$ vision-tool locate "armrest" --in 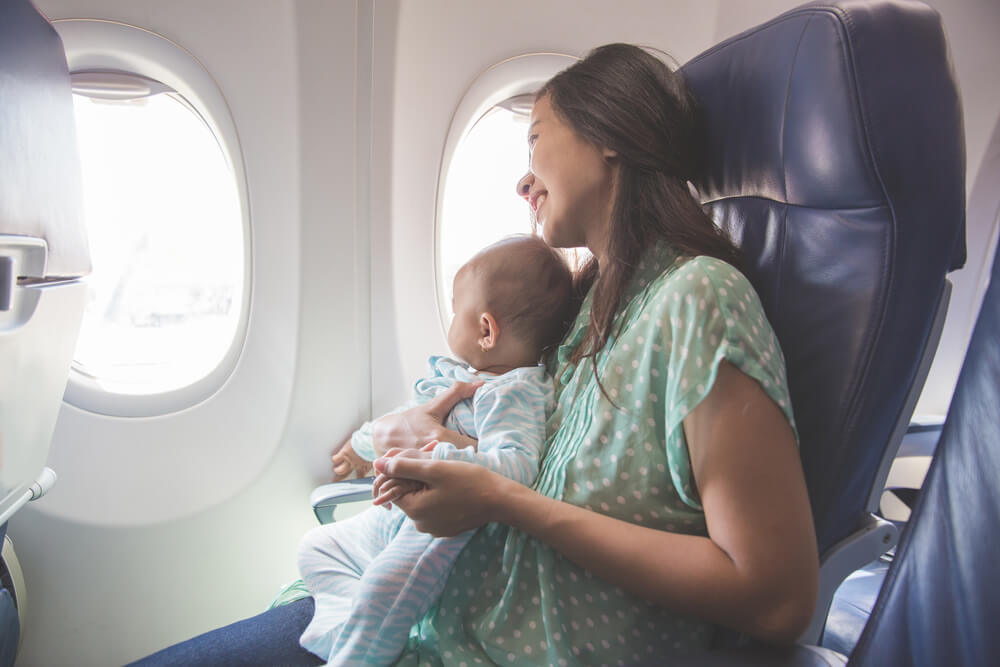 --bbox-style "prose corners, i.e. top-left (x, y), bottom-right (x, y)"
top-left (310, 478), bottom-right (375, 524)
top-left (802, 514), bottom-right (897, 644)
